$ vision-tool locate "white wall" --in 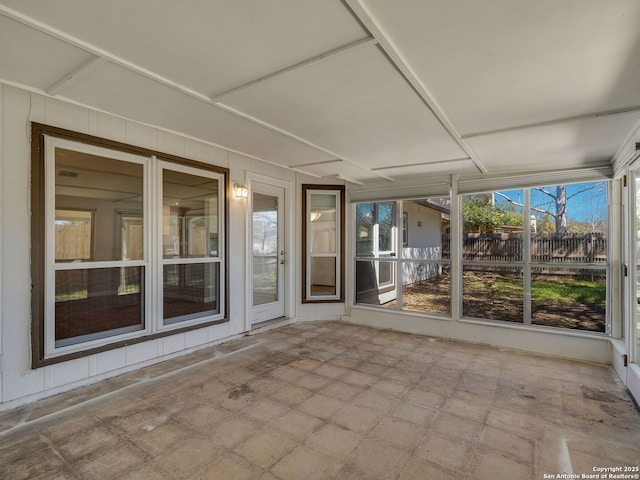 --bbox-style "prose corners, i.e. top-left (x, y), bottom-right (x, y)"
top-left (0, 84), bottom-right (331, 409)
